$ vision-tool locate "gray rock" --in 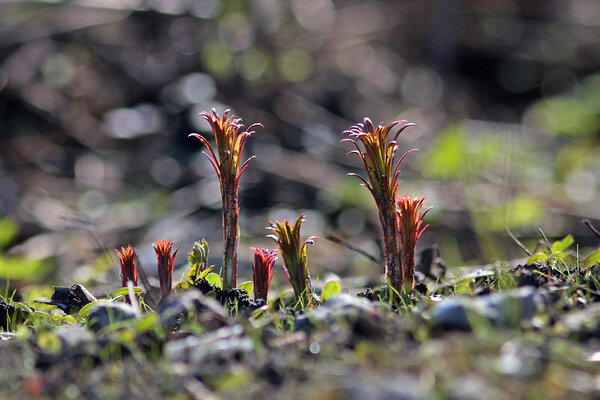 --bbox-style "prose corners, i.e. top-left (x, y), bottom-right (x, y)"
top-left (165, 324), bottom-right (253, 371)
top-left (558, 303), bottom-right (600, 339)
top-left (86, 302), bottom-right (137, 332)
top-left (430, 286), bottom-right (542, 331)
top-left (54, 325), bottom-right (95, 348)
top-left (158, 289), bottom-right (231, 331)
top-left (294, 294), bottom-right (387, 334)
